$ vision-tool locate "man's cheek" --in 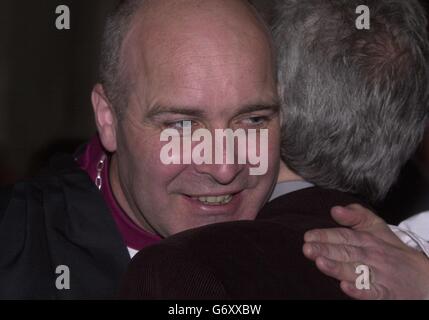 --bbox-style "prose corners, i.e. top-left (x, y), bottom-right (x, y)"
top-left (144, 150), bottom-right (187, 190)
top-left (268, 127), bottom-right (281, 161)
